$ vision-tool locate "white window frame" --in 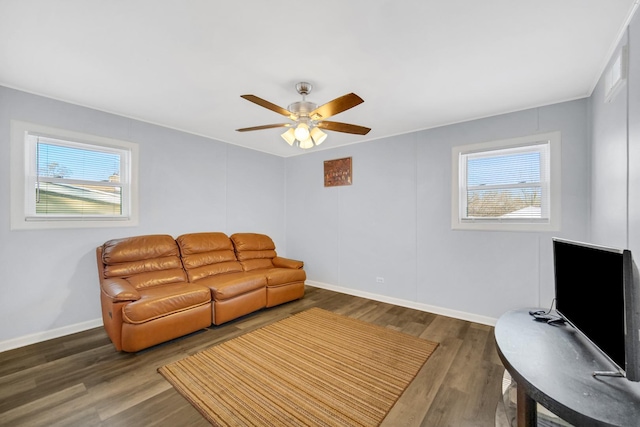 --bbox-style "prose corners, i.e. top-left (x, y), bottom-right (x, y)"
top-left (451, 131), bottom-right (561, 232)
top-left (10, 120), bottom-right (139, 230)
top-left (605, 45), bottom-right (628, 103)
